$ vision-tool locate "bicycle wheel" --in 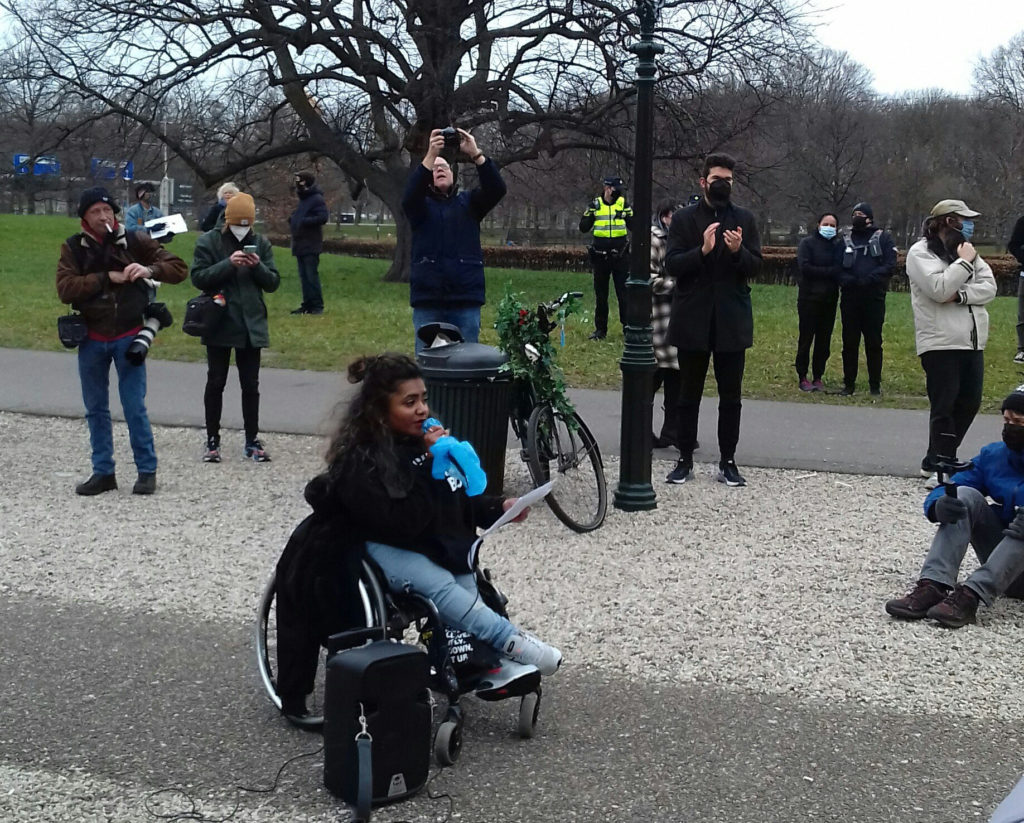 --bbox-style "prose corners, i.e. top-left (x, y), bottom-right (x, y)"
top-left (255, 560), bottom-right (387, 729)
top-left (525, 405), bottom-right (607, 532)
